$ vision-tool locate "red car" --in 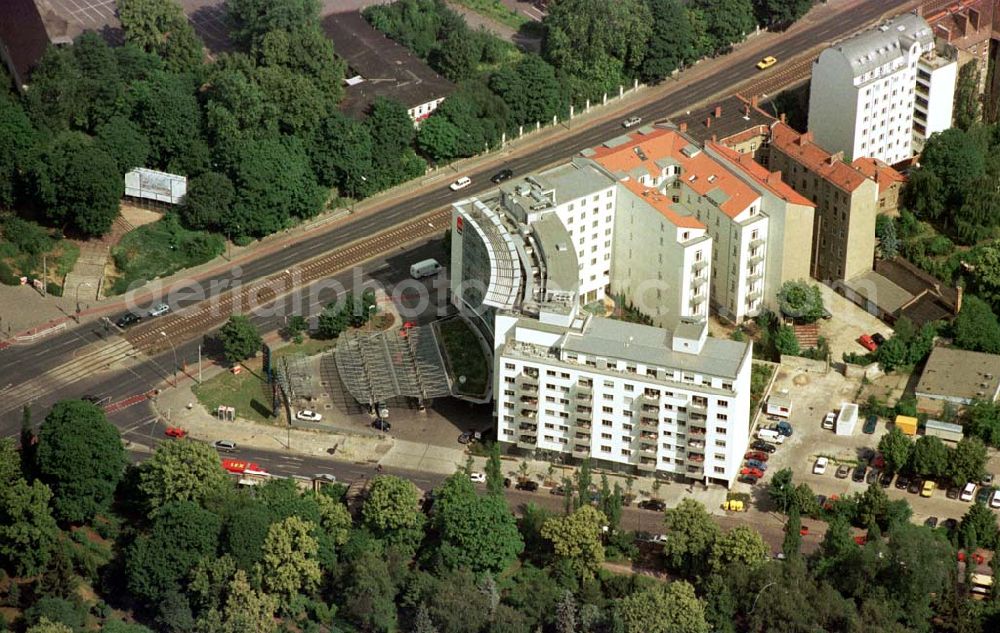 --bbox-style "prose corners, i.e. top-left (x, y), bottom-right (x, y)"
top-left (164, 426), bottom-right (188, 438)
top-left (858, 334), bottom-right (878, 352)
top-left (744, 451), bottom-right (769, 462)
top-left (799, 525), bottom-right (810, 536)
top-left (740, 467), bottom-right (764, 479)
top-left (854, 535), bottom-right (867, 546)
